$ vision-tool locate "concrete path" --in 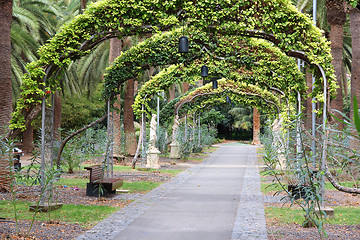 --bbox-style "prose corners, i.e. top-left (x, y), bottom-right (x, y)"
top-left (76, 144), bottom-right (267, 240)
